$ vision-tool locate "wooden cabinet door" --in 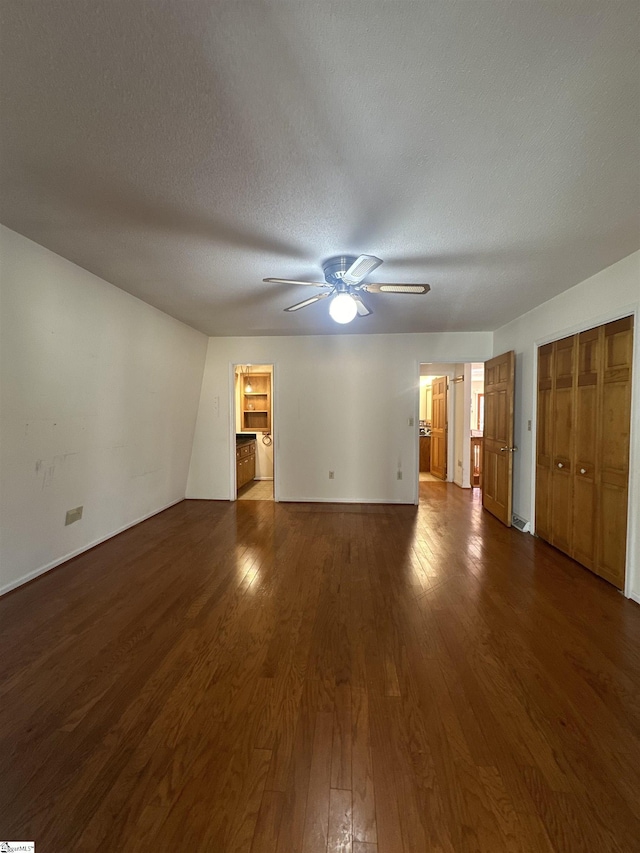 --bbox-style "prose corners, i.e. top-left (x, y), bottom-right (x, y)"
top-left (430, 377), bottom-right (447, 480)
top-left (572, 328), bottom-right (599, 569)
top-left (419, 436), bottom-right (431, 472)
top-left (550, 335), bottom-right (575, 556)
top-left (536, 343), bottom-right (553, 541)
top-left (482, 350), bottom-right (515, 526)
top-left (595, 317), bottom-right (633, 588)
